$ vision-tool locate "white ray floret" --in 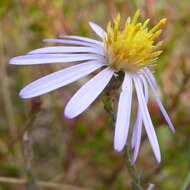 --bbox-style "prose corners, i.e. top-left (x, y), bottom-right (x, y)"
top-left (134, 77), bottom-right (161, 163)
top-left (144, 72), bottom-right (175, 133)
top-left (43, 39), bottom-right (102, 48)
top-left (20, 61), bottom-right (104, 99)
top-left (114, 73), bottom-right (132, 151)
top-left (28, 46), bottom-right (104, 56)
top-left (65, 68), bottom-right (114, 119)
top-left (59, 35), bottom-right (103, 46)
top-left (132, 75), bottom-right (149, 164)
top-left (144, 68), bottom-right (157, 89)
top-left (131, 75), bottom-right (148, 149)
top-left (89, 21), bottom-right (107, 39)
top-left (10, 53), bottom-right (102, 65)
